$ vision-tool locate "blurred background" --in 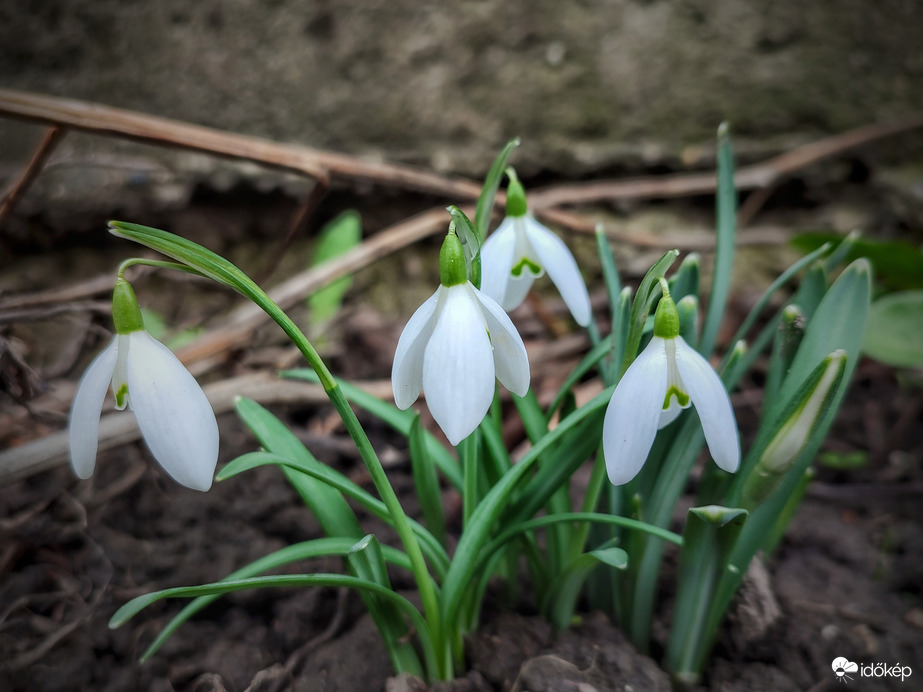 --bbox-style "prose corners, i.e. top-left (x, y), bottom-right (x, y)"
top-left (2, 0), bottom-right (922, 203)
